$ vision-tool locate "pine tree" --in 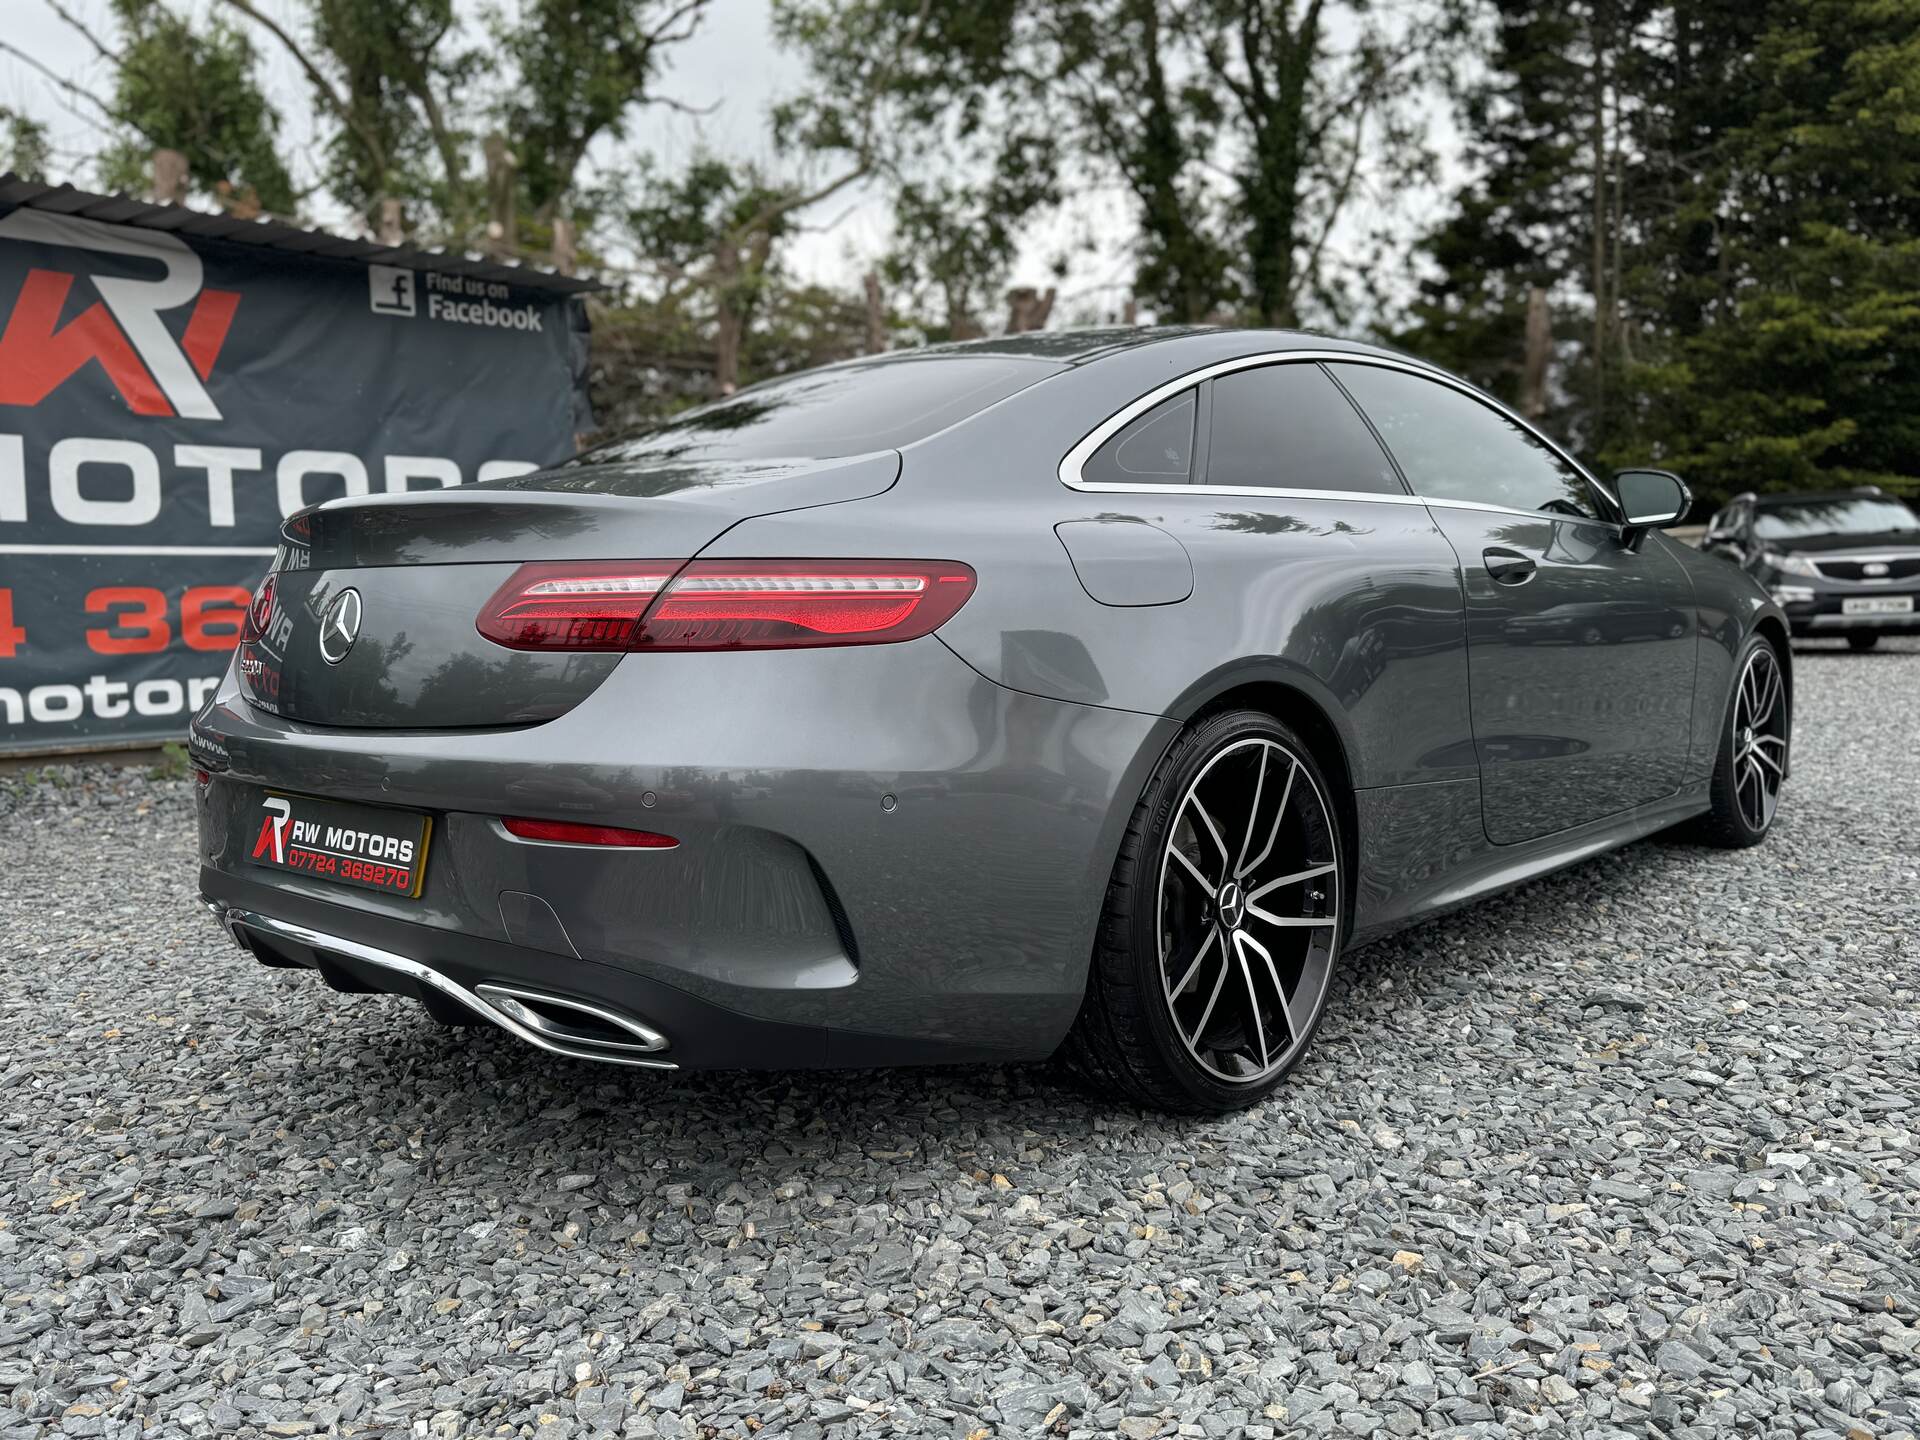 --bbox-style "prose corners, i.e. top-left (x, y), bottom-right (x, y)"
top-left (1629, 0), bottom-right (1920, 496)
top-left (1405, 0), bottom-right (1920, 502)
